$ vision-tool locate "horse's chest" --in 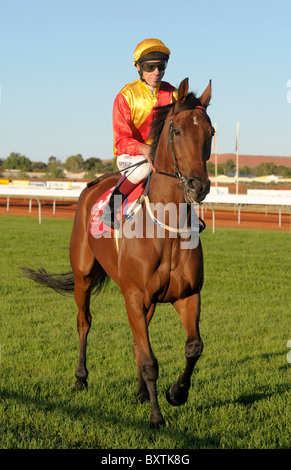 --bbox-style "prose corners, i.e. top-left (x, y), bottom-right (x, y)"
top-left (149, 254), bottom-right (200, 303)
